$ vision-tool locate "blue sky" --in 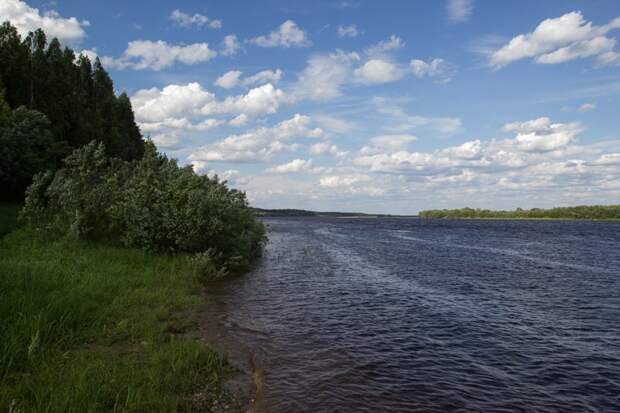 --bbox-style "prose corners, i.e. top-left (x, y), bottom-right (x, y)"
top-left (3, 0), bottom-right (620, 213)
